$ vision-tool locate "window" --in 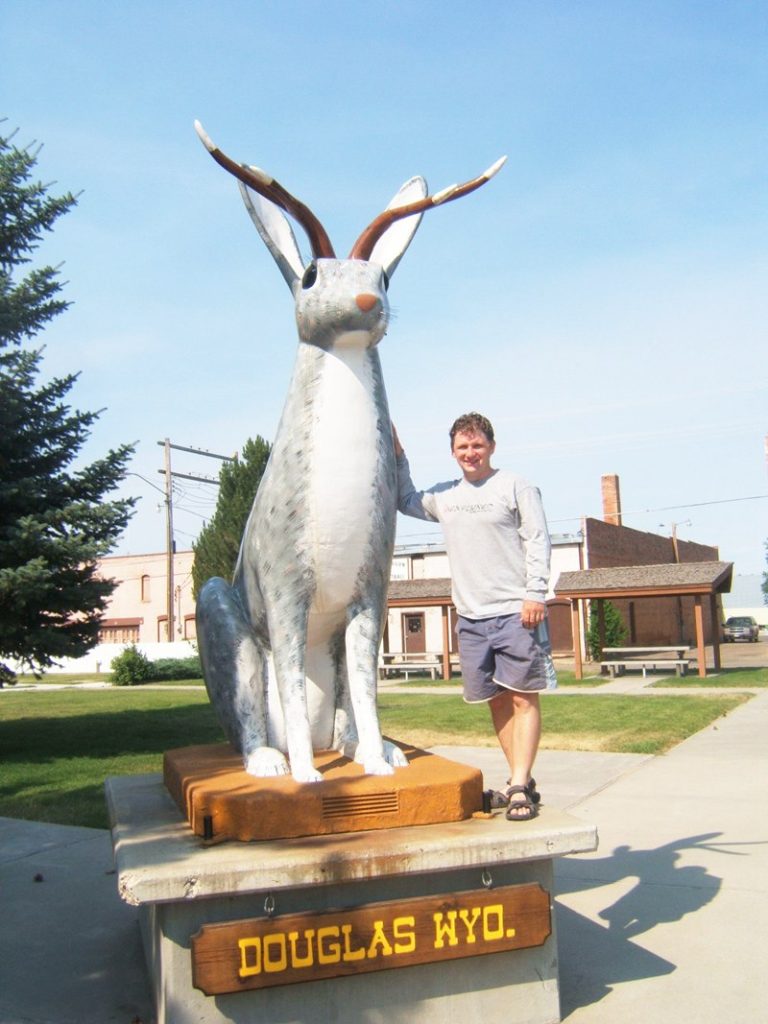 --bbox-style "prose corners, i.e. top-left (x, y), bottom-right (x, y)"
top-left (141, 574), bottom-right (151, 602)
top-left (99, 619), bottom-right (141, 644)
